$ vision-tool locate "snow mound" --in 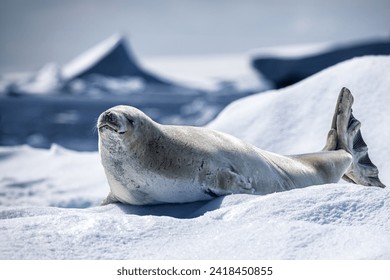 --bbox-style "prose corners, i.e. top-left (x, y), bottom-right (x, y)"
top-left (1, 185), bottom-right (389, 259)
top-left (209, 55), bottom-right (390, 185)
top-left (0, 145), bottom-right (106, 208)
